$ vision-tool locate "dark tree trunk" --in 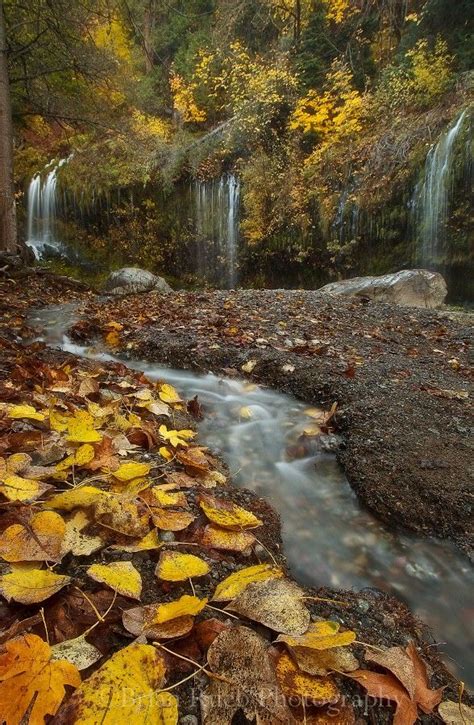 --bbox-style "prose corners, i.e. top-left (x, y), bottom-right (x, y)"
top-left (0, 1), bottom-right (17, 253)
top-left (143, 1), bottom-right (156, 73)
